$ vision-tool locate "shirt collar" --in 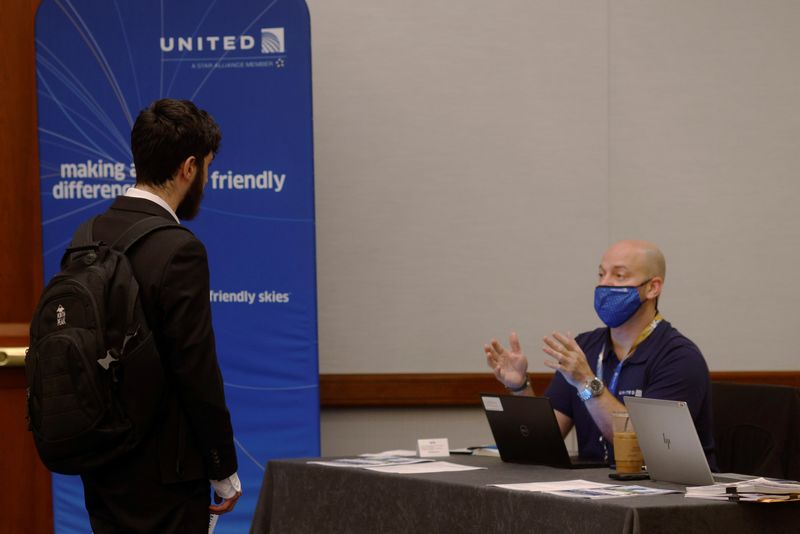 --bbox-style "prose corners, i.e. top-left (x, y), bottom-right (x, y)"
top-left (124, 187), bottom-right (180, 223)
top-left (604, 316), bottom-right (666, 365)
